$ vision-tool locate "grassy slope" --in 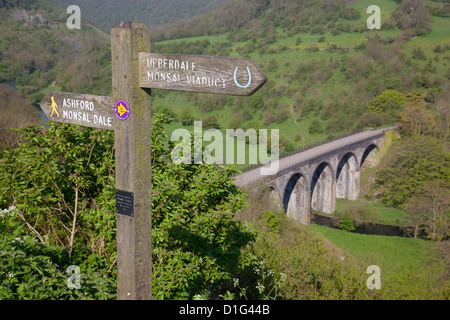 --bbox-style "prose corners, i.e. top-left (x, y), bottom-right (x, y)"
top-left (151, 0), bottom-right (449, 167)
top-left (0, 0), bottom-right (111, 100)
top-left (335, 198), bottom-right (406, 225)
top-left (309, 224), bottom-right (443, 275)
